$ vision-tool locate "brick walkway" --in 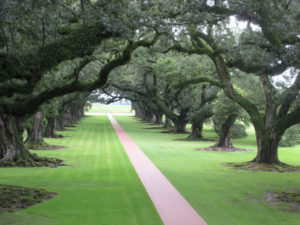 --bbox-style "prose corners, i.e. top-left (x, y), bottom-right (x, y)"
top-left (108, 115), bottom-right (208, 225)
